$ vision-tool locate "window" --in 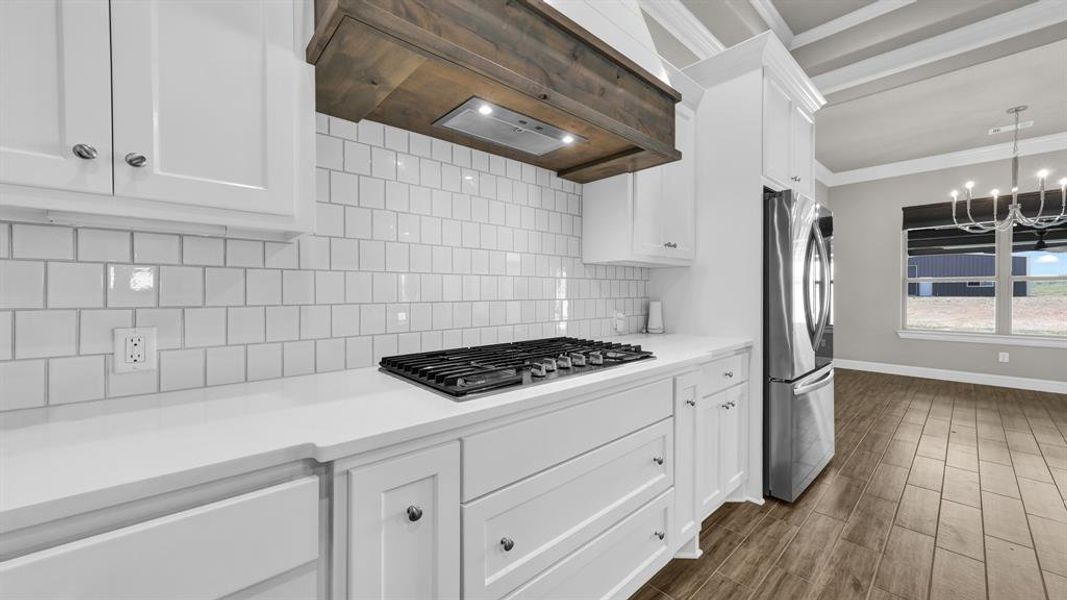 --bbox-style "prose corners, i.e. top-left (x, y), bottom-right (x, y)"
top-left (903, 223), bottom-right (1067, 338)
